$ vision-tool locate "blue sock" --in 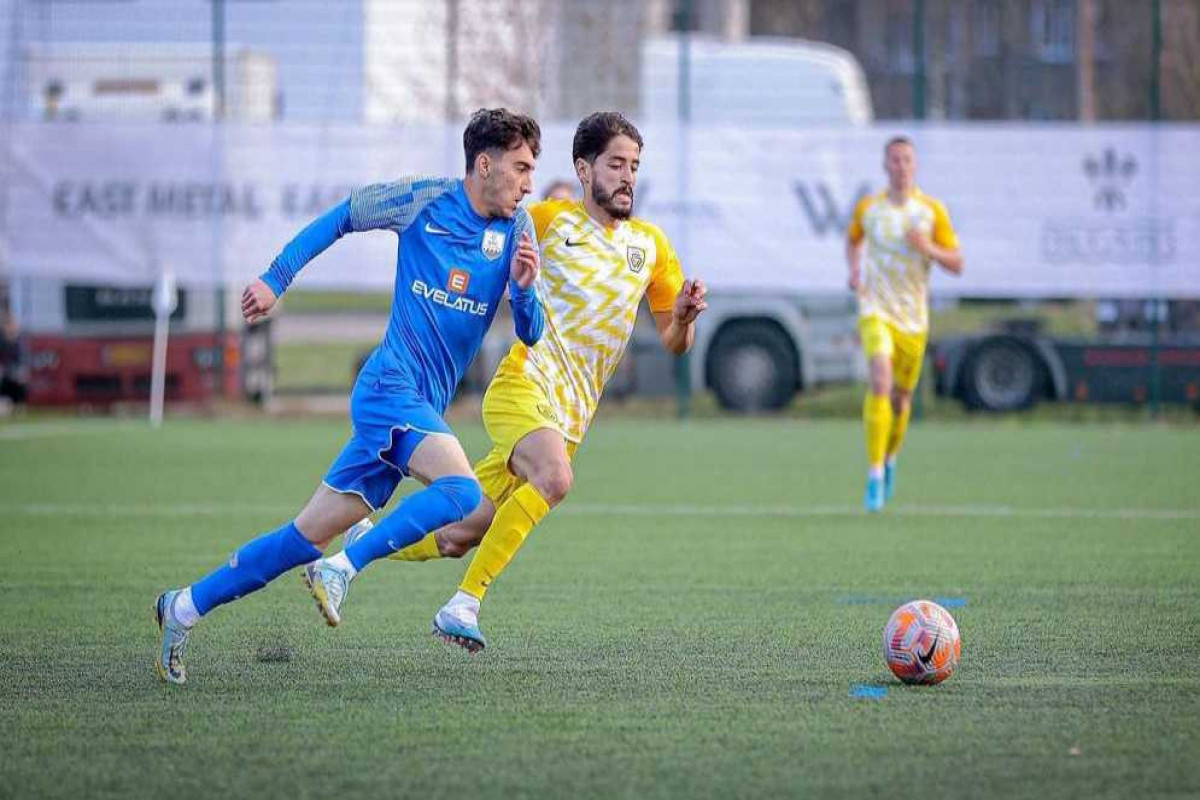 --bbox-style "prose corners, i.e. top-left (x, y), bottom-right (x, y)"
top-left (344, 476), bottom-right (481, 571)
top-left (190, 521), bottom-right (321, 616)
